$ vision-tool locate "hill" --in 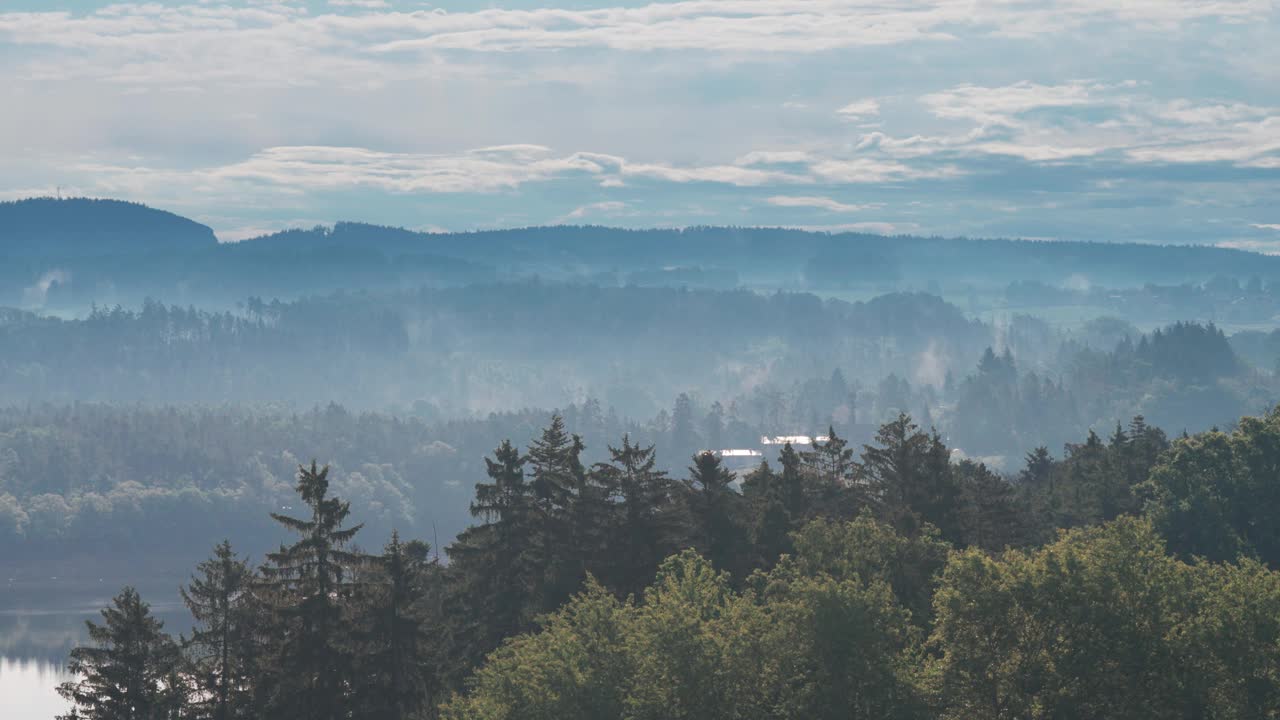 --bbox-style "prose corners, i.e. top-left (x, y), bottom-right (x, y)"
top-left (0, 197), bottom-right (217, 257)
